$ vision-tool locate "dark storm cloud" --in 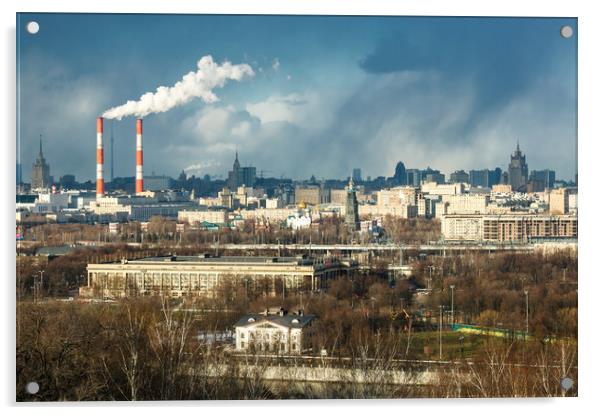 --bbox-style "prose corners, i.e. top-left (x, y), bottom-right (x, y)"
top-left (359, 18), bottom-right (575, 118)
top-left (17, 14), bottom-right (576, 183)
